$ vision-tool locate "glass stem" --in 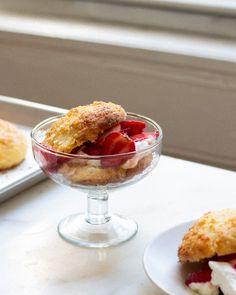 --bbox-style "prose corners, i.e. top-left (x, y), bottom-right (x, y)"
top-left (86, 188), bottom-right (111, 225)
